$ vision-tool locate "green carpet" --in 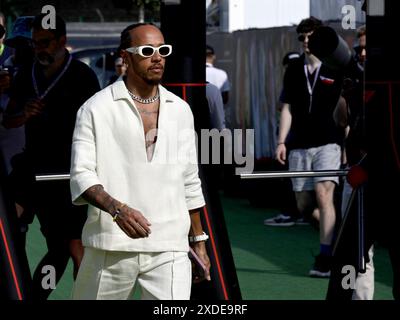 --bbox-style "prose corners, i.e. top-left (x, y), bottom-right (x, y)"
top-left (221, 195), bottom-right (394, 300)
top-left (25, 194), bottom-right (394, 300)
